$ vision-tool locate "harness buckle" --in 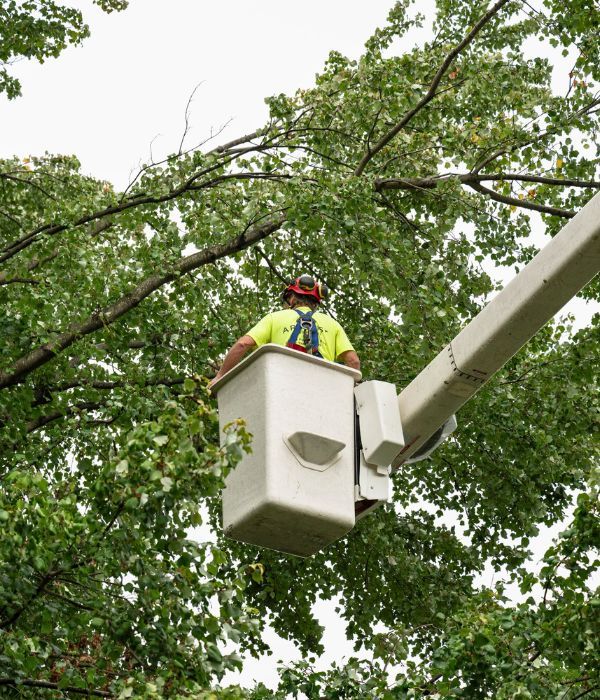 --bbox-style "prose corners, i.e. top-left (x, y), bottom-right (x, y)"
top-left (287, 309), bottom-right (323, 359)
